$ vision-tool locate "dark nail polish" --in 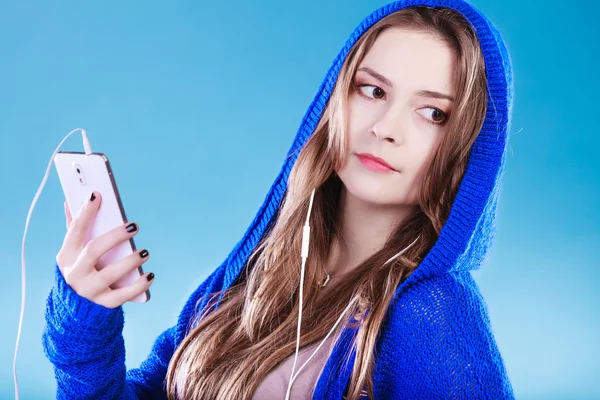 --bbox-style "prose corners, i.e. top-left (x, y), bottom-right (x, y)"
top-left (139, 249), bottom-right (149, 258)
top-left (146, 272), bottom-right (155, 282)
top-left (126, 223), bottom-right (137, 233)
top-left (90, 192), bottom-right (96, 201)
